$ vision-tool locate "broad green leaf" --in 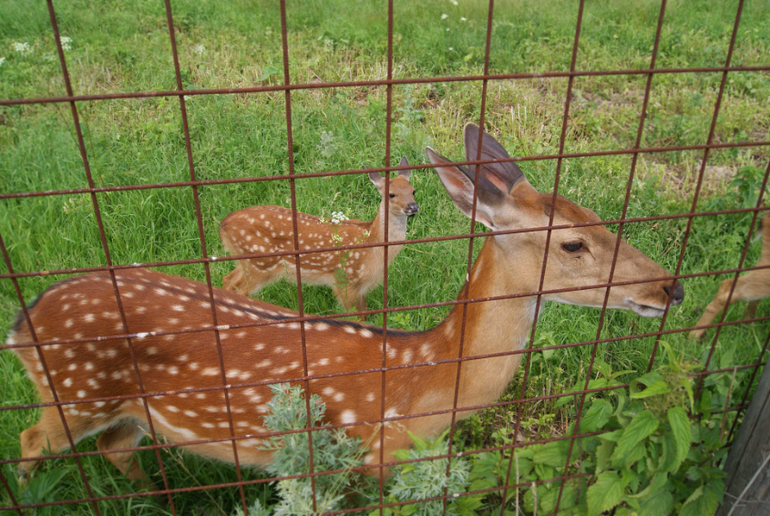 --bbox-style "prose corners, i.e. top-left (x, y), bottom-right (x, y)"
top-left (611, 410), bottom-right (659, 468)
top-left (595, 440), bottom-right (615, 474)
top-left (587, 472), bottom-right (623, 516)
top-left (680, 484), bottom-right (720, 516)
top-left (680, 378), bottom-right (695, 412)
top-left (598, 429), bottom-right (624, 442)
top-left (534, 440), bottom-right (570, 468)
top-left (629, 372), bottom-right (662, 397)
top-left (630, 380), bottom-right (670, 399)
top-left (629, 472), bottom-right (667, 499)
top-left (581, 399), bottom-right (614, 432)
top-left (639, 488), bottom-right (674, 516)
top-left (668, 406), bottom-right (691, 473)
